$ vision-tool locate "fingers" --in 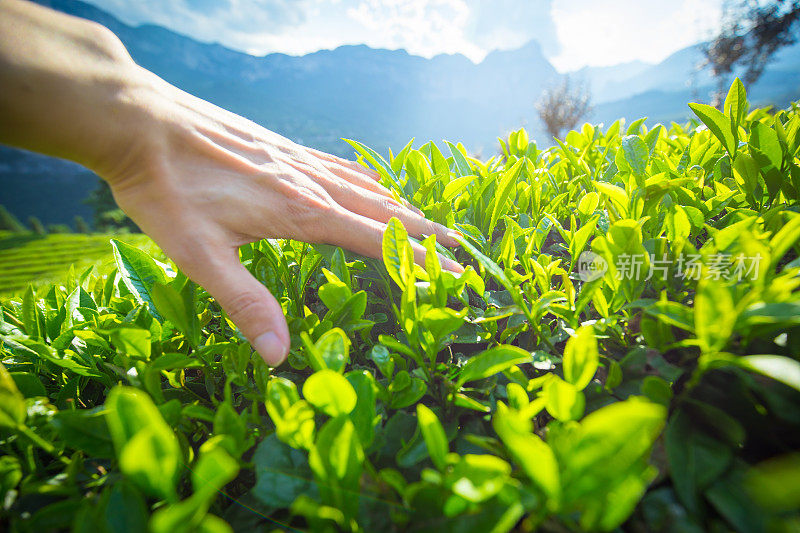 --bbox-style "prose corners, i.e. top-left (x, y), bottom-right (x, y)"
top-left (320, 180), bottom-right (460, 248)
top-left (316, 160), bottom-right (425, 216)
top-left (192, 253), bottom-right (290, 366)
top-left (326, 211), bottom-right (464, 274)
top-left (307, 146), bottom-right (381, 182)
top-left (321, 159), bottom-right (395, 198)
